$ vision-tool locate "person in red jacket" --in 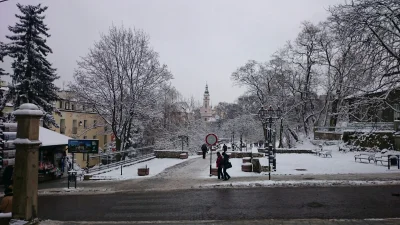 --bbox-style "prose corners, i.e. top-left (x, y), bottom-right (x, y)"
top-left (216, 152), bottom-right (224, 180)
